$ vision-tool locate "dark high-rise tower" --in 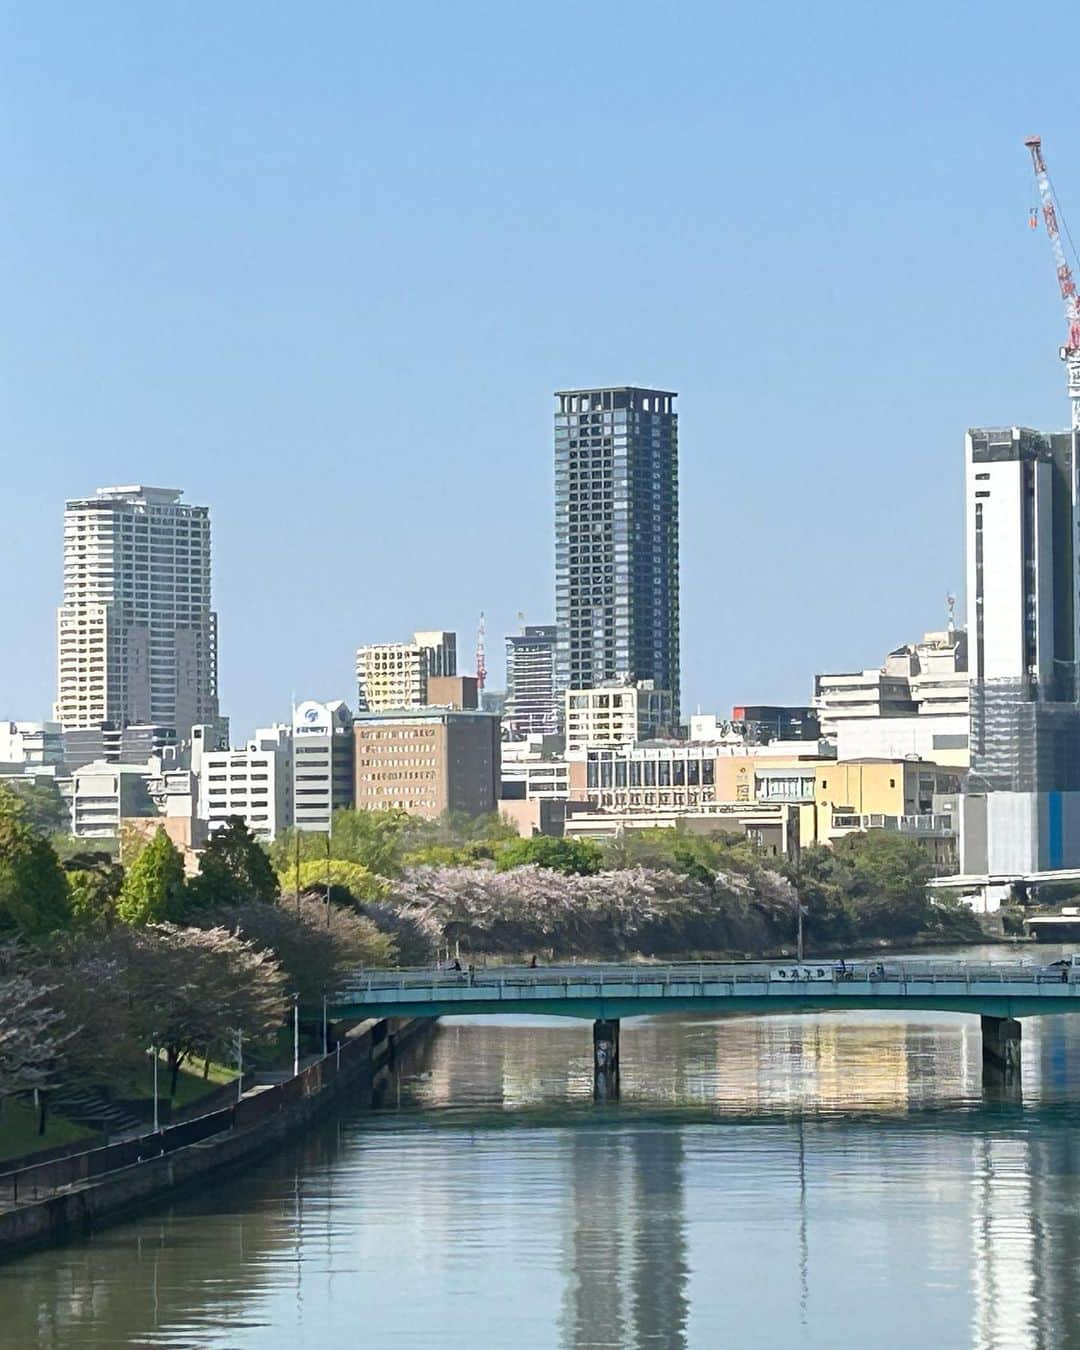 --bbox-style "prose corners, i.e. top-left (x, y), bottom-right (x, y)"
top-left (554, 387), bottom-right (680, 716)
